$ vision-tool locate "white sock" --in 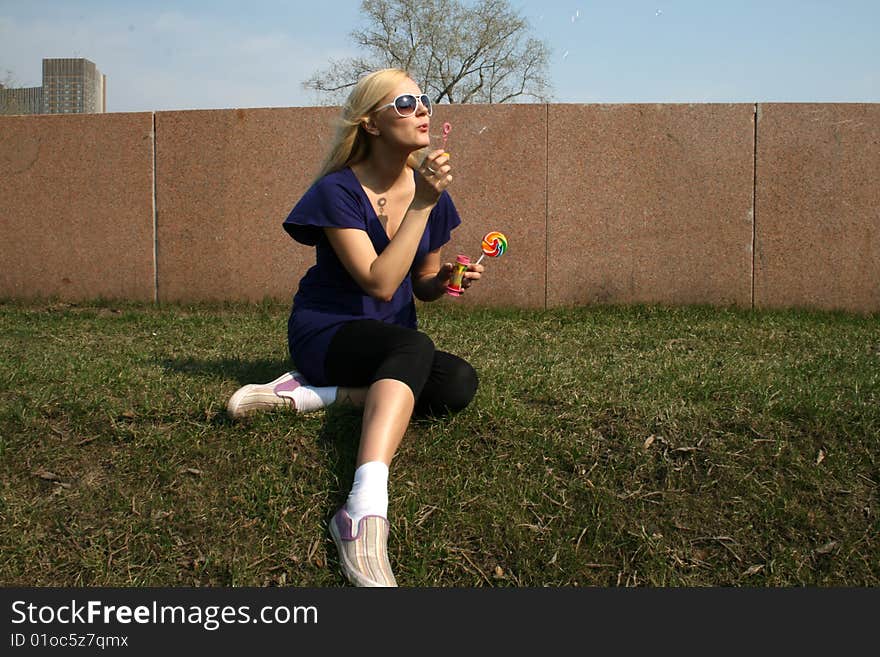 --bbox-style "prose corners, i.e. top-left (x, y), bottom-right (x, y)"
top-left (345, 461), bottom-right (389, 526)
top-left (288, 385), bottom-right (337, 412)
